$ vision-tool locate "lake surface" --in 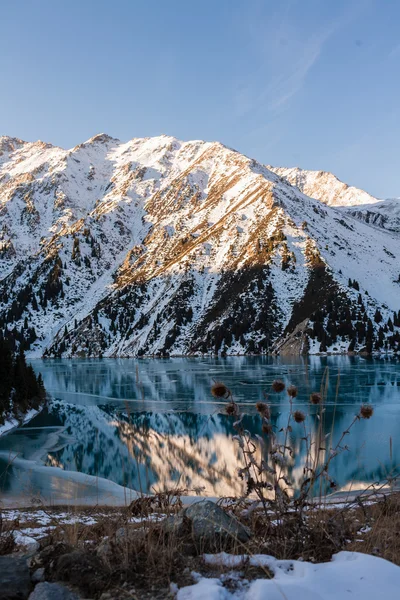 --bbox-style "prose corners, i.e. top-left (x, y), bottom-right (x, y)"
top-left (0, 356), bottom-right (399, 506)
